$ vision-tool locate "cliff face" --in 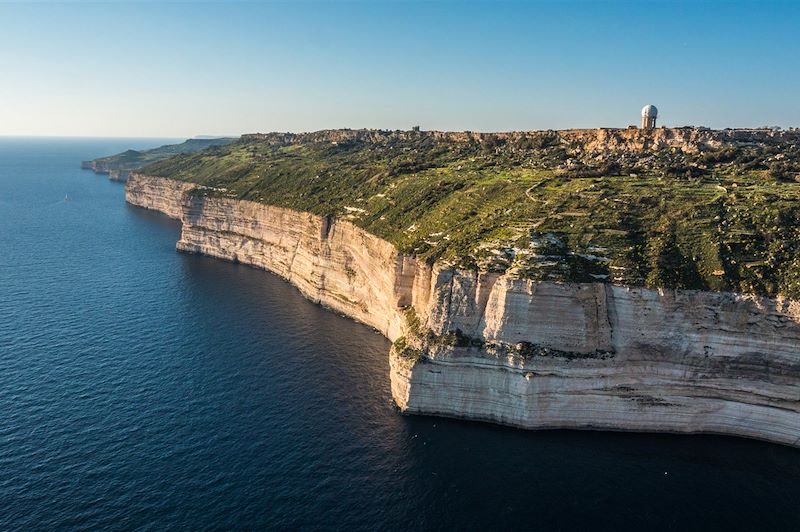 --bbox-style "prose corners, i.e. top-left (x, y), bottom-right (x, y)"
top-left (126, 174), bottom-right (800, 448)
top-left (175, 192), bottom-right (415, 340)
top-left (126, 174), bottom-right (197, 219)
top-left (82, 159), bottom-right (133, 182)
top-left (394, 278), bottom-right (800, 446)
